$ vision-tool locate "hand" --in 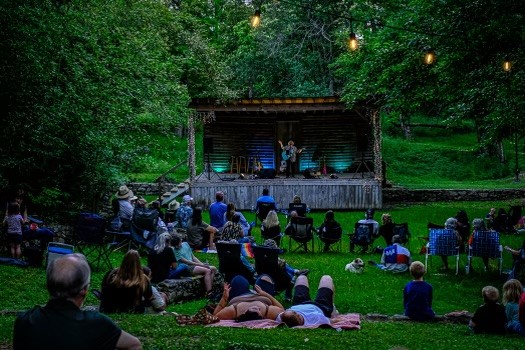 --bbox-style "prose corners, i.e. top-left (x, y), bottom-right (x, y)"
top-left (222, 283), bottom-right (231, 301)
top-left (254, 284), bottom-right (268, 296)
